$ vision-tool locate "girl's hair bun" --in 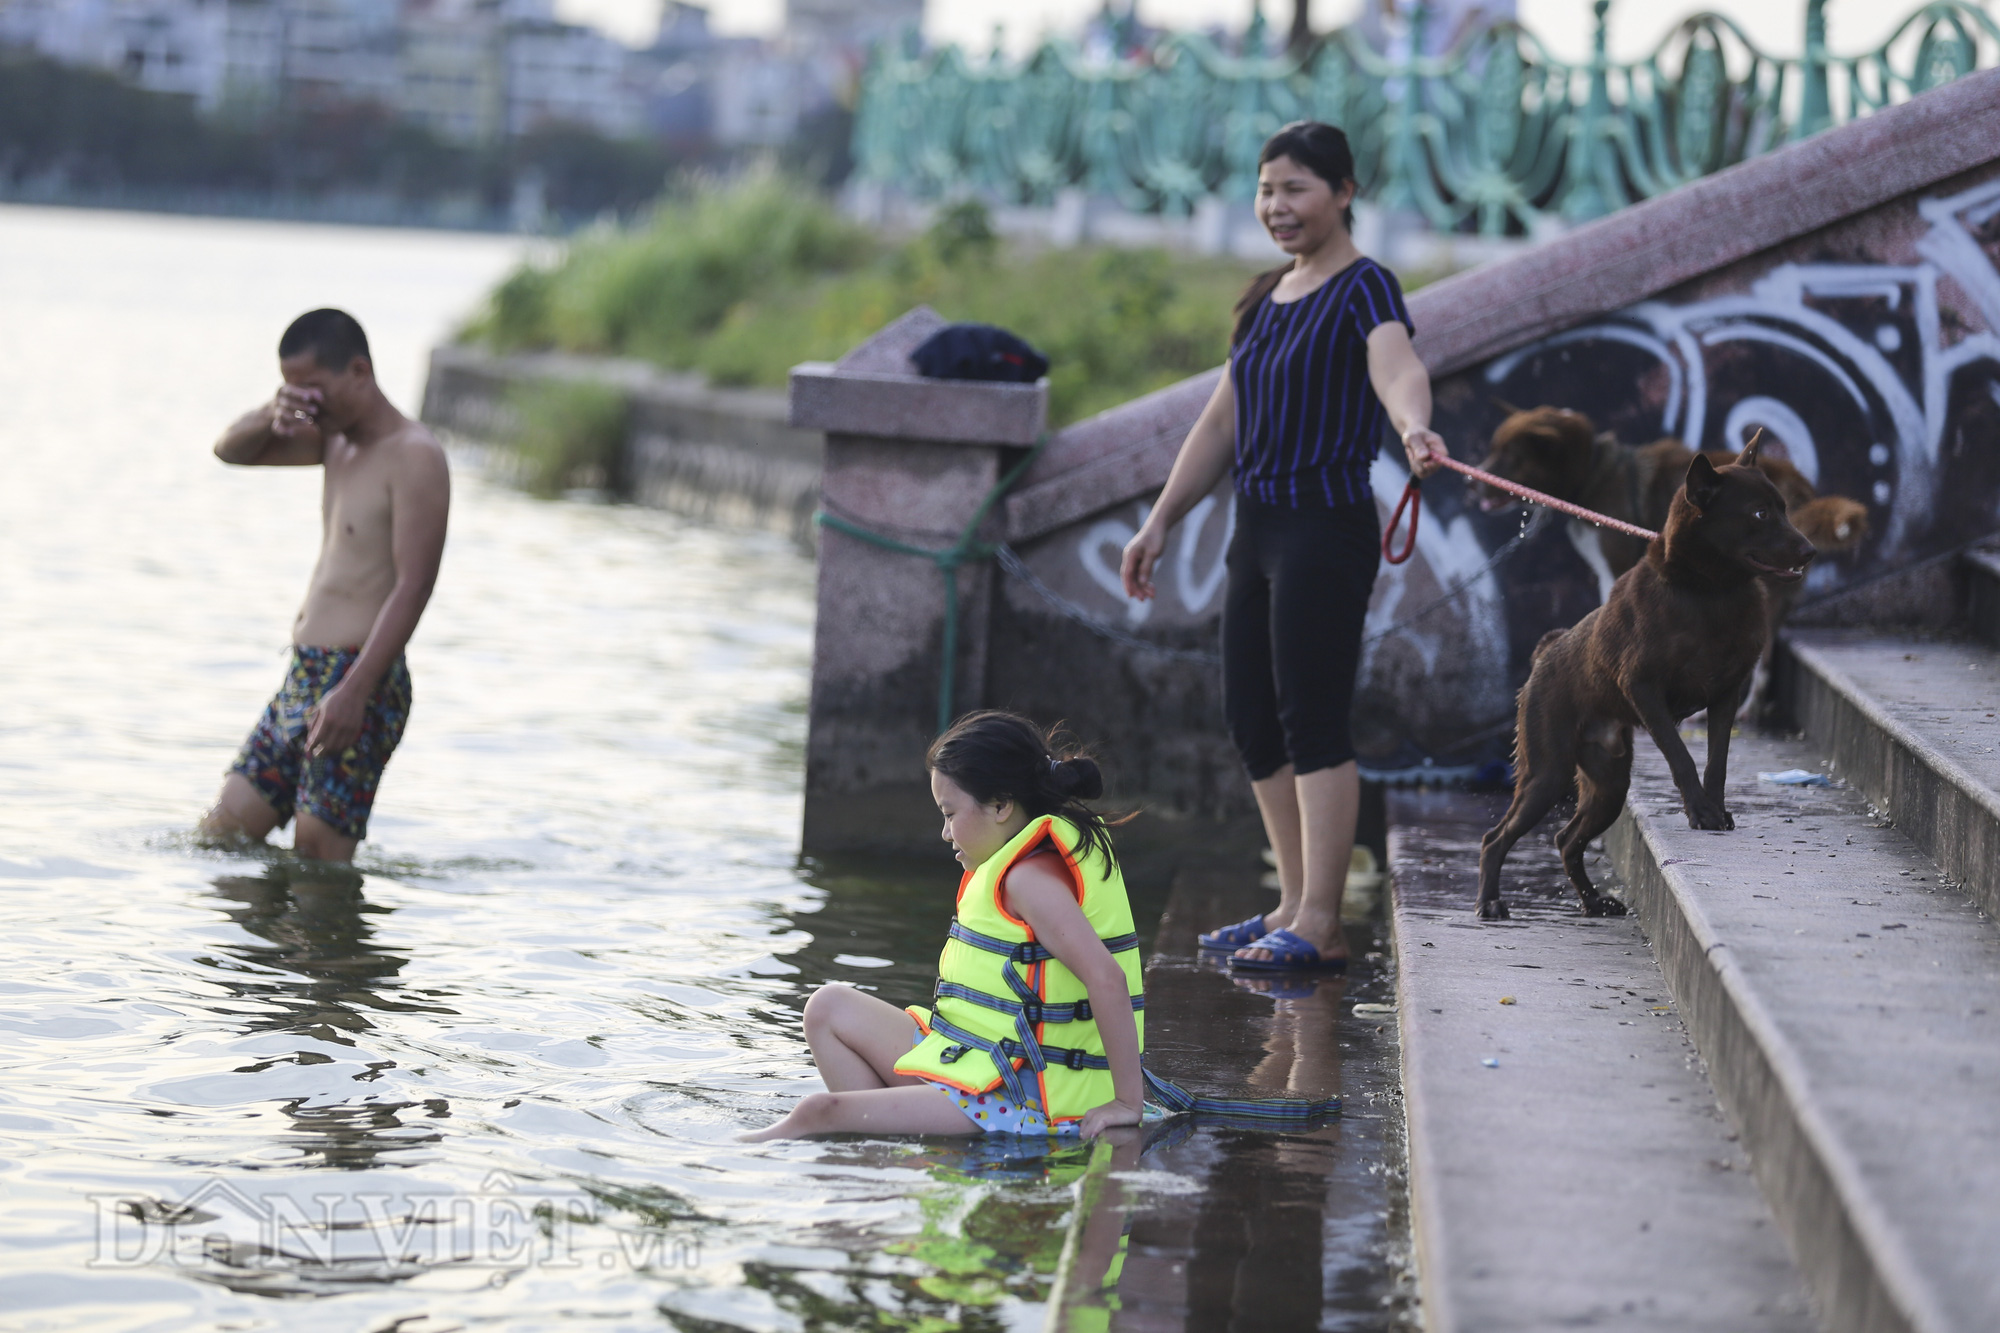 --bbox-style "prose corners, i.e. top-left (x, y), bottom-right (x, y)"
top-left (1048, 755), bottom-right (1103, 801)
top-left (927, 712), bottom-right (1128, 869)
